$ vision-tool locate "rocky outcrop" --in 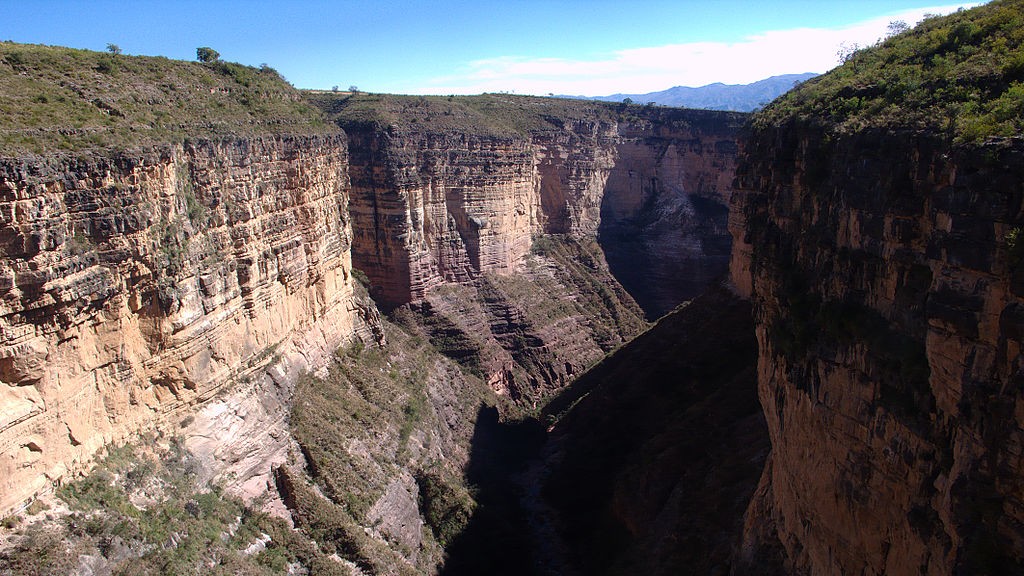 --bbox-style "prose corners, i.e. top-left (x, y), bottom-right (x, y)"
top-left (734, 124), bottom-right (1024, 573)
top-left (345, 129), bottom-right (539, 307)
top-left (338, 104), bottom-right (744, 318)
top-left (0, 135), bottom-right (364, 514)
top-left (403, 236), bottom-right (647, 404)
